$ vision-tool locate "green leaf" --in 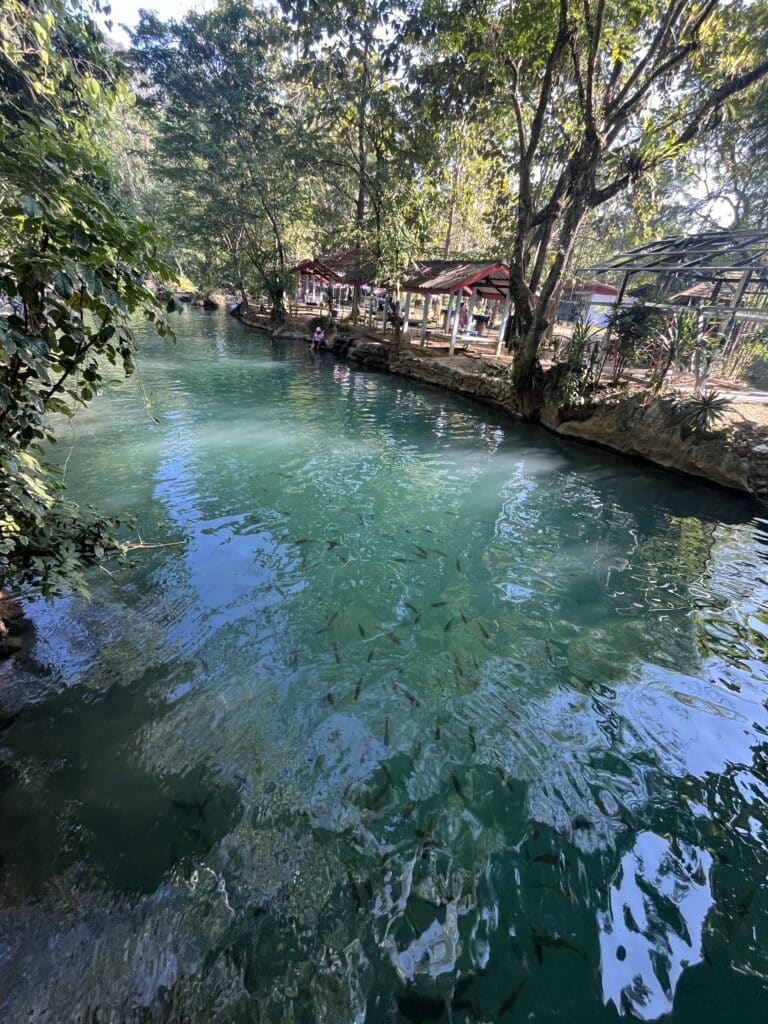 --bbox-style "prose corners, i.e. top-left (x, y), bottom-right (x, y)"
top-left (19, 195), bottom-right (44, 219)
